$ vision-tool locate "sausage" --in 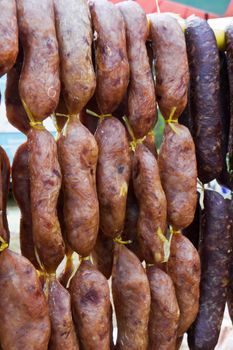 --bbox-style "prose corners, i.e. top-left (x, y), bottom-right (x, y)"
top-left (95, 117), bottom-right (131, 238)
top-left (69, 260), bottom-right (111, 350)
top-left (28, 128), bottom-right (65, 272)
top-left (0, 147), bottom-right (10, 242)
top-left (149, 13), bottom-right (189, 120)
top-left (117, 1), bottom-right (157, 138)
top-left (12, 142), bottom-right (39, 269)
top-left (133, 144), bottom-right (167, 264)
top-left (54, 0), bottom-right (95, 114)
top-left (182, 193), bottom-right (201, 250)
top-left (158, 124), bottom-right (197, 229)
top-left (222, 25), bottom-right (233, 189)
top-left (122, 180), bottom-right (143, 261)
top-left (92, 230), bottom-right (114, 279)
top-left (112, 244), bottom-right (151, 350)
top-left (0, 249), bottom-right (50, 349)
top-left (0, 156), bottom-right (7, 244)
top-left (17, 0), bottom-right (60, 121)
top-left (185, 16), bottom-right (222, 184)
top-left (5, 44), bottom-right (30, 134)
top-left (57, 116), bottom-right (99, 257)
top-left (48, 277), bottom-right (79, 349)
top-left (147, 266), bottom-right (180, 350)
top-left (0, 0), bottom-right (18, 77)
top-left (188, 190), bottom-right (231, 350)
top-left (167, 232), bottom-right (200, 337)
top-left (89, 0), bottom-right (129, 113)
